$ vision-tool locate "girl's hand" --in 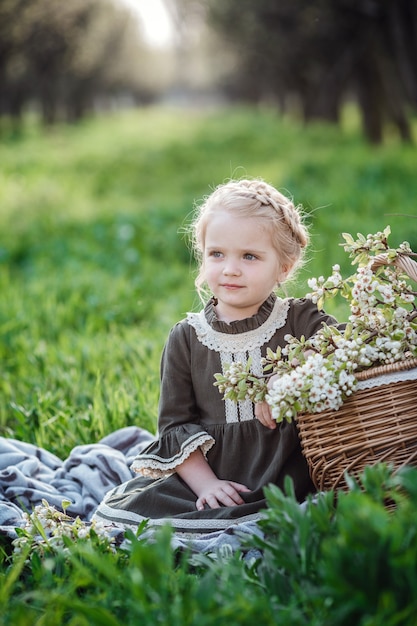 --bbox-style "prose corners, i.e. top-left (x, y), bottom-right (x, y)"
top-left (255, 401), bottom-right (276, 429)
top-left (175, 449), bottom-right (251, 511)
top-left (195, 479), bottom-right (251, 511)
top-left (255, 373), bottom-right (278, 429)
